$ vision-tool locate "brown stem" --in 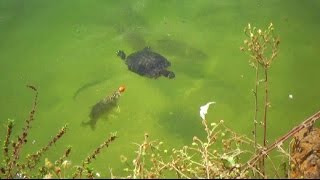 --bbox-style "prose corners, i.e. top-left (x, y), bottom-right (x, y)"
top-left (263, 67), bottom-right (268, 148)
top-left (3, 120), bottom-right (14, 166)
top-left (261, 67), bottom-right (268, 177)
top-left (253, 65), bottom-right (259, 150)
top-left (26, 125), bottom-right (68, 169)
top-left (245, 110), bottom-right (320, 171)
top-left (202, 120), bottom-right (212, 179)
top-left (73, 133), bottom-right (117, 179)
top-left (7, 85), bottom-right (38, 178)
